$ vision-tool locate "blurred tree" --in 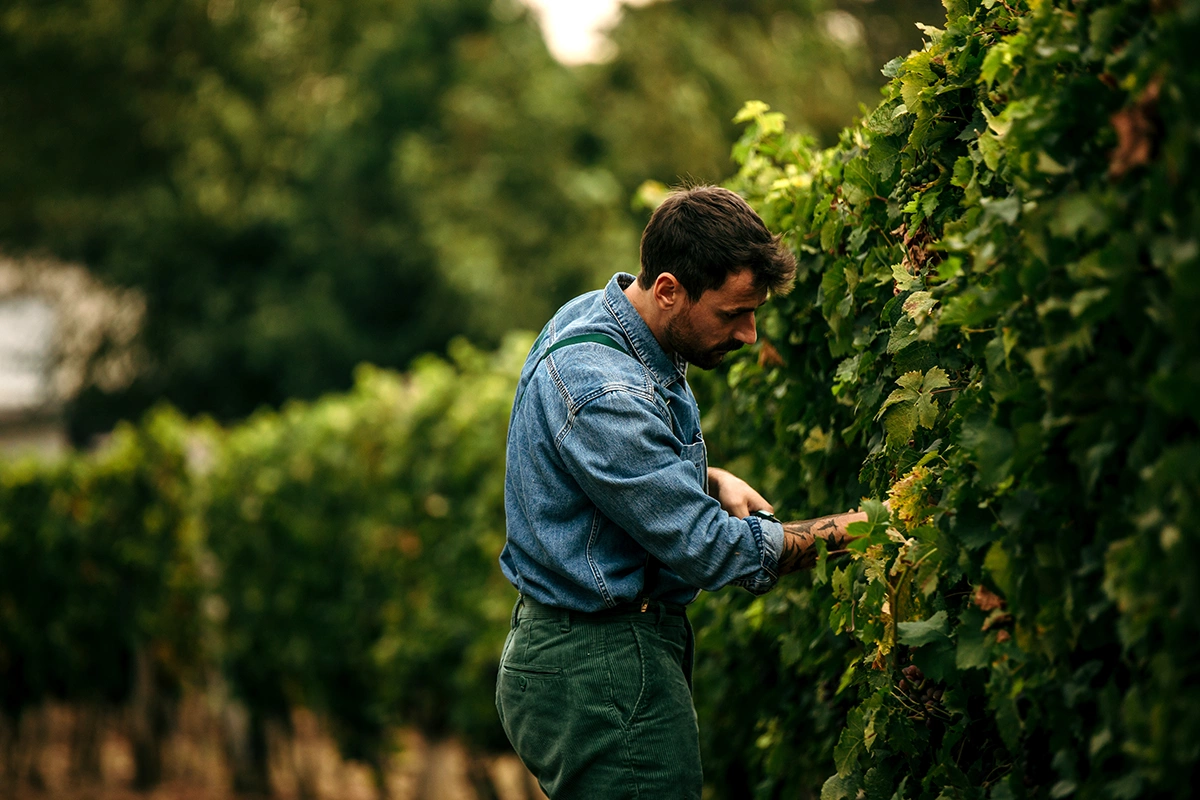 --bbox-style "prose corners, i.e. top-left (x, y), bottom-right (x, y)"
top-left (583, 0), bottom-right (944, 191)
top-left (0, 0), bottom-right (637, 437)
top-left (386, 1), bottom-right (639, 345)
